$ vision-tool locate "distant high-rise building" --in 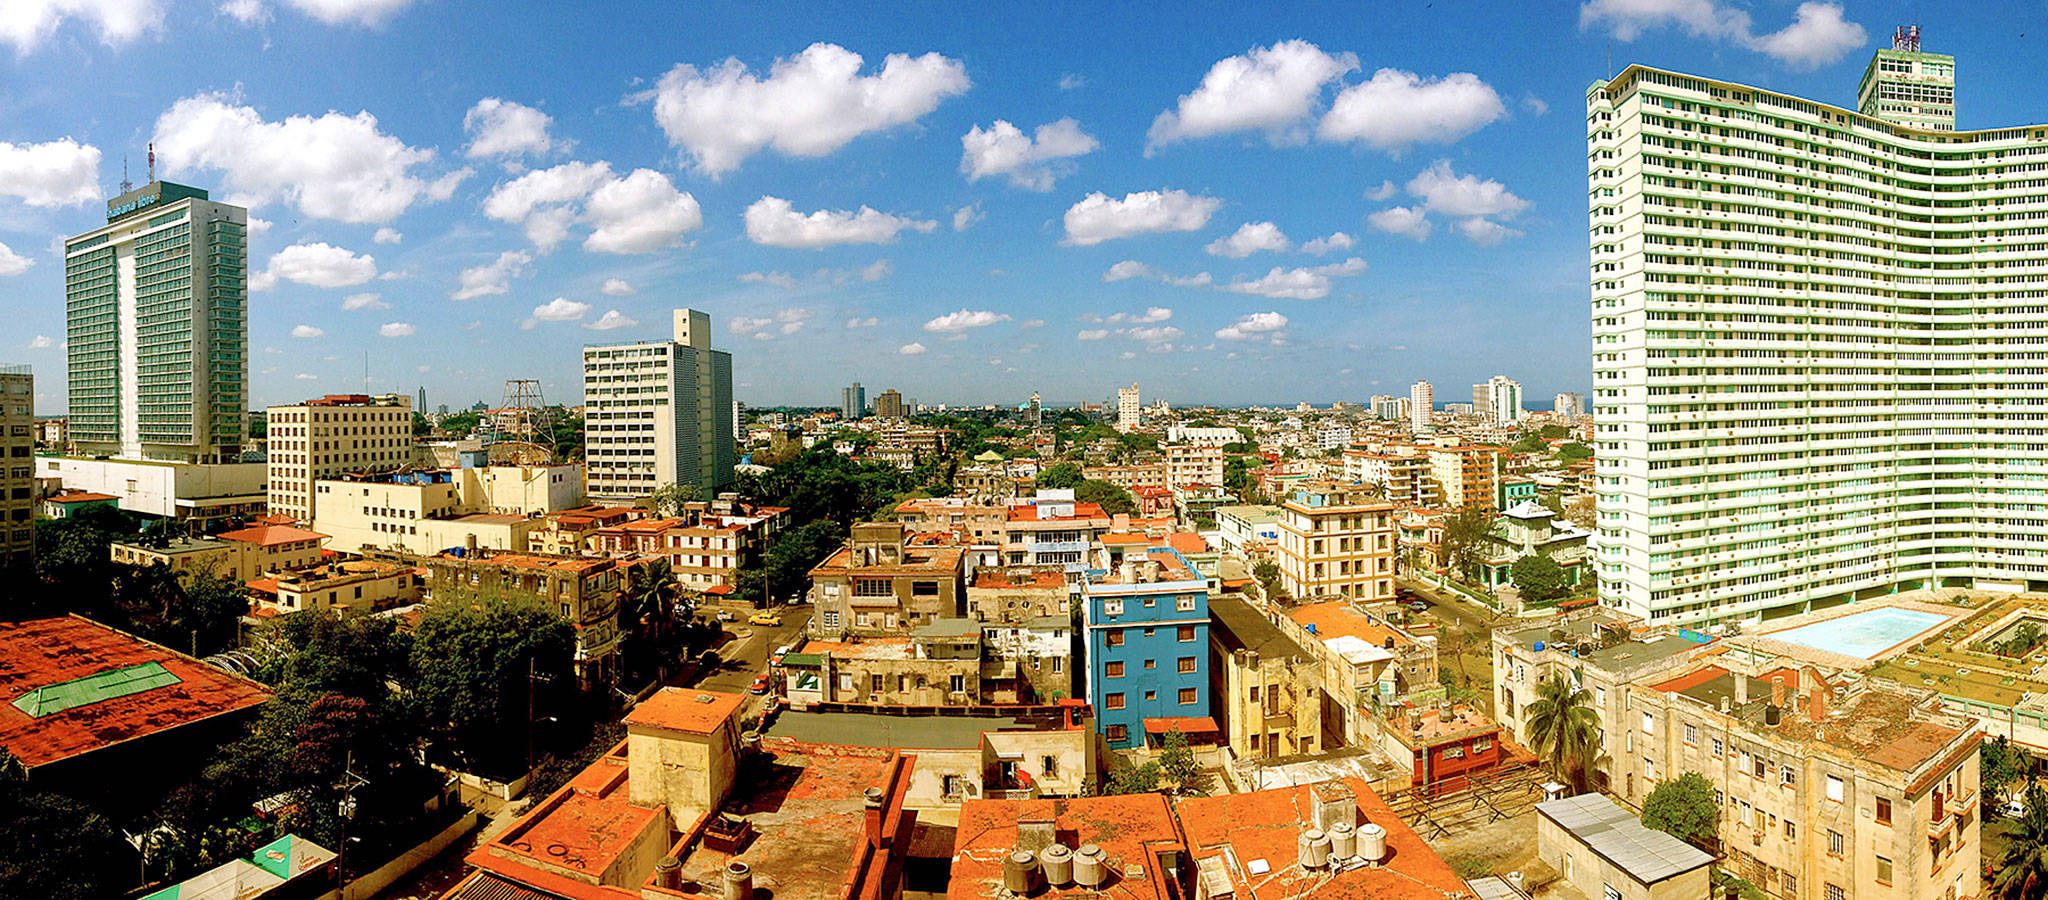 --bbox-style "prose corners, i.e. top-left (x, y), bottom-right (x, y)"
top-left (1470, 384), bottom-right (1490, 421)
top-left (1589, 36), bottom-right (2014, 626)
top-left (1408, 381), bottom-right (1432, 432)
top-left (266, 393), bottom-right (412, 525)
top-left (1553, 392), bottom-right (1584, 418)
top-left (584, 309), bottom-right (735, 500)
top-left (873, 389), bottom-right (905, 419)
top-left (1369, 395), bottom-right (1404, 420)
top-left (841, 382), bottom-right (865, 421)
top-left (416, 386), bottom-right (426, 412)
top-left (1116, 384), bottom-right (1140, 431)
top-left (1486, 375), bottom-right (1523, 425)
top-left (0, 365), bottom-right (32, 573)
top-left (1026, 391), bottom-right (1042, 426)
top-left (66, 180), bottom-right (248, 463)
